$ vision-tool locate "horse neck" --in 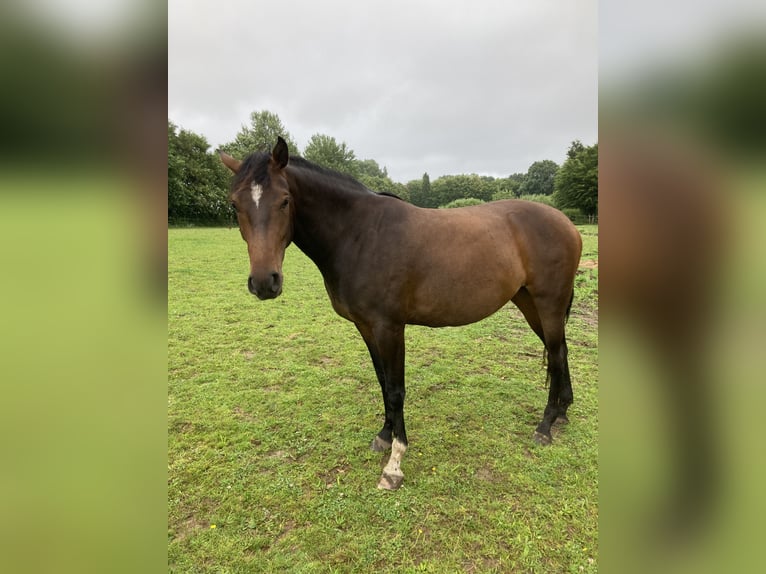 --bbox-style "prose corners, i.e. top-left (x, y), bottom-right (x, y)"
top-left (285, 165), bottom-right (362, 269)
